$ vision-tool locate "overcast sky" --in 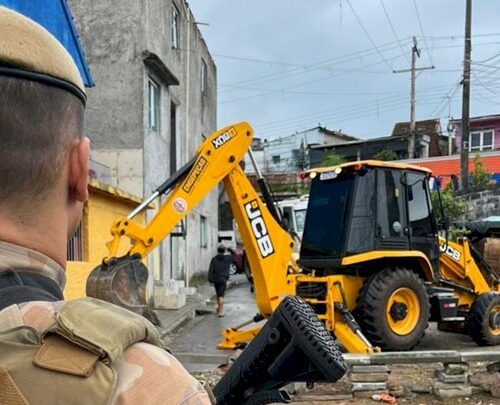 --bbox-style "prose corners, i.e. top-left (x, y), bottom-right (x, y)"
top-left (188, 0), bottom-right (500, 141)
